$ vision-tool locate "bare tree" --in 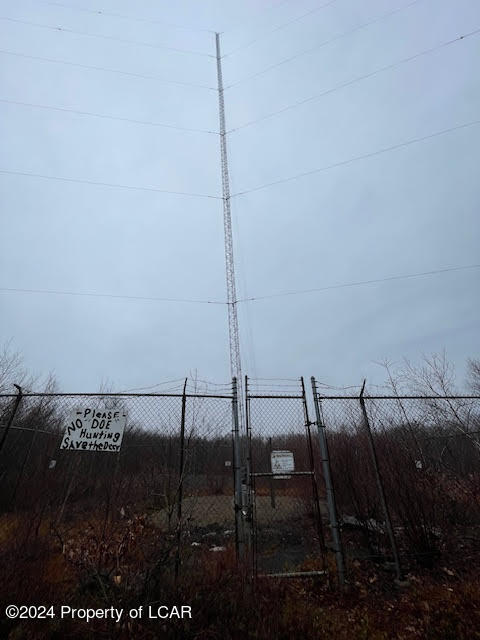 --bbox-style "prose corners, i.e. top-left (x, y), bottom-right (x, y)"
top-left (0, 339), bottom-right (32, 393)
top-left (0, 340), bottom-right (59, 394)
top-left (466, 358), bottom-right (480, 394)
top-left (396, 351), bottom-right (457, 396)
top-left (377, 352), bottom-right (480, 451)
